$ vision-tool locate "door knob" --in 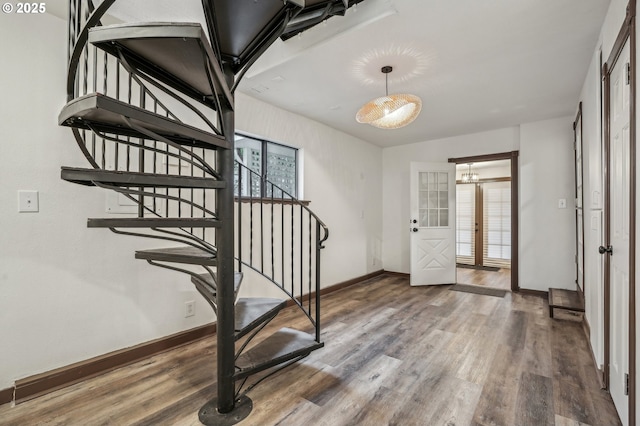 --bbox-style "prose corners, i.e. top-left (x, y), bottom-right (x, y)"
top-left (412, 228), bottom-right (418, 233)
top-left (412, 219), bottom-right (417, 224)
top-left (598, 245), bottom-right (613, 255)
